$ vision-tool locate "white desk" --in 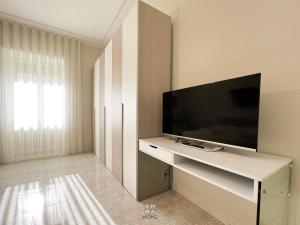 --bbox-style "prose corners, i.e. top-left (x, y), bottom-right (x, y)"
top-left (139, 136), bottom-right (292, 225)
